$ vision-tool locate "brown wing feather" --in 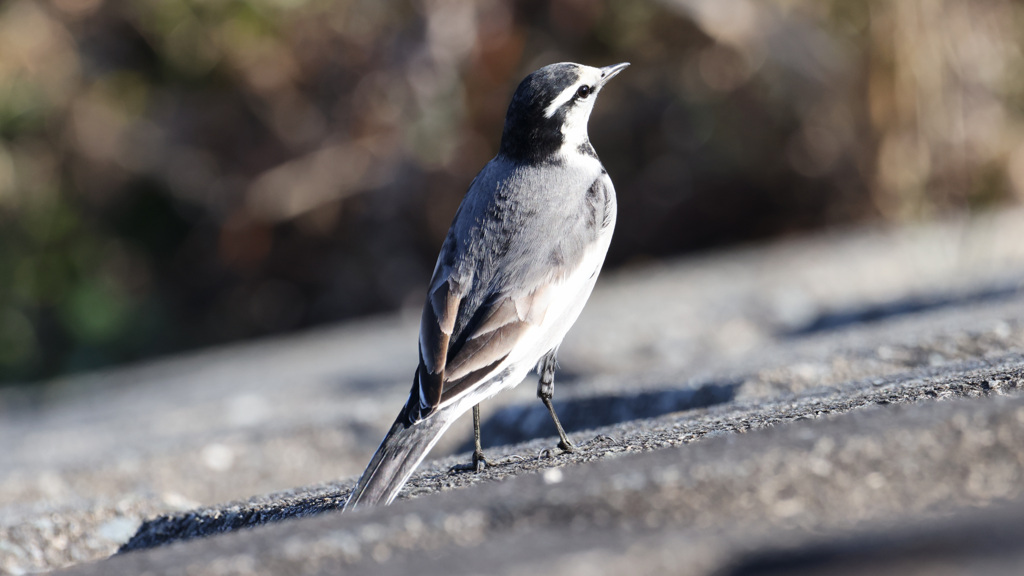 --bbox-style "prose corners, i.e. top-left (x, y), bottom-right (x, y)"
top-left (417, 280), bottom-right (461, 412)
top-left (445, 298), bottom-right (522, 380)
top-left (417, 278), bottom-right (555, 414)
top-left (440, 288), bottom-right (552, 400)
top-left (440, 356), bottom-right (508, 403)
